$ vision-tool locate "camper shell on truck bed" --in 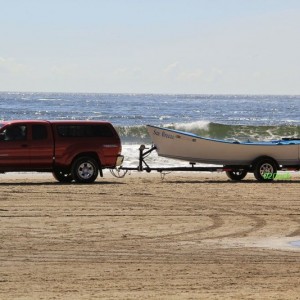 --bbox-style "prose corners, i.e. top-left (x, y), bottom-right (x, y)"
top-left (0, 120), bottom-right (123, 183)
